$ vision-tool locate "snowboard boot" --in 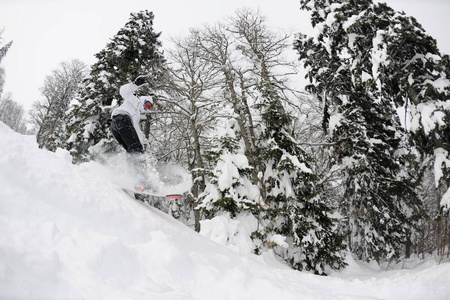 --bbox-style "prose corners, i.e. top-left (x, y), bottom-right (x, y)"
top-left (134, 173), bottom-right (157, 194)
